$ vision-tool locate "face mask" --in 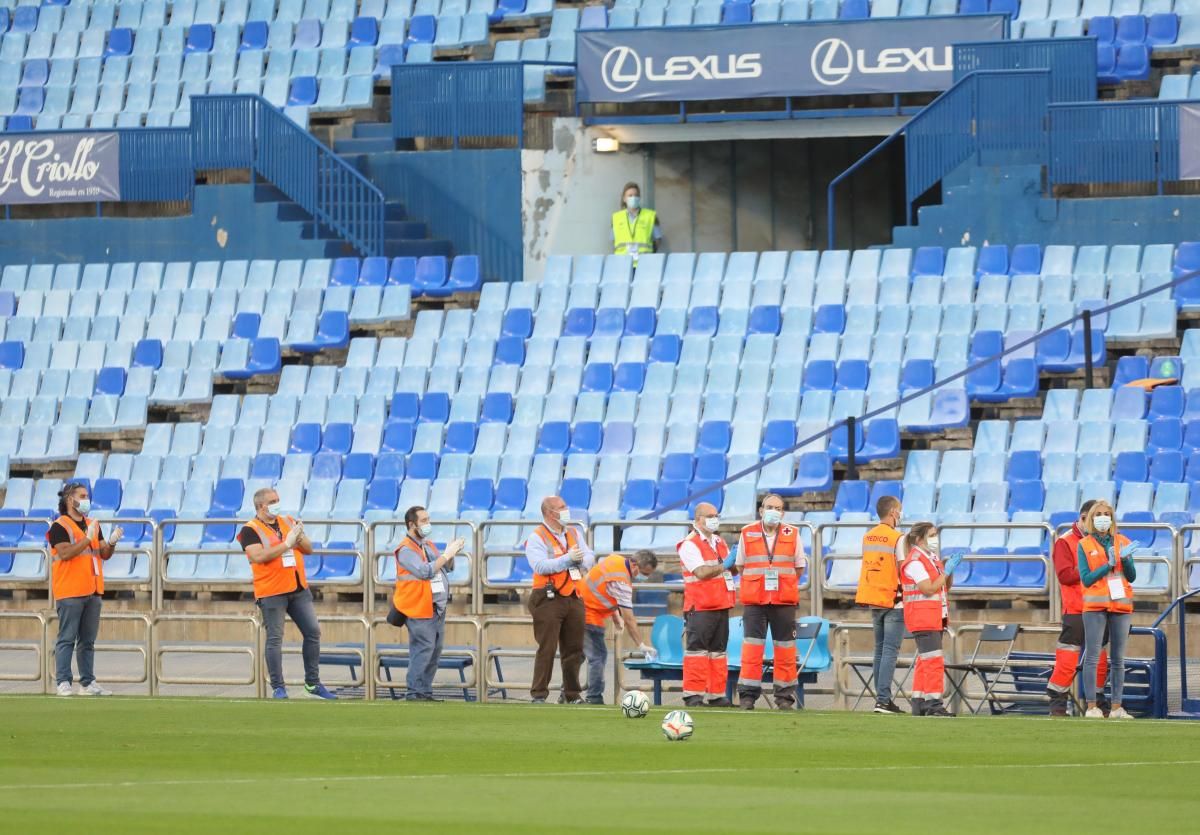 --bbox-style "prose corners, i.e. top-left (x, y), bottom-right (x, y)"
top-left (75, 499), bottom-right (91, 515)
top-left (704, 516), bottom-right (720, 533)
top-left (558, 509), bottom-right (571, 525)
top-left (418, 523), bottom-right (433, 538)
top-left (1094, 515), bottom-right (1112, 533)
top-left (762, 509), bottom-right (783, 526)
top-left (926, 536), bottom-right (940, 551)
top-left (267, 502), bottom-right (282, 517)
top-left (625, 195), bottom-right (640, 211)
